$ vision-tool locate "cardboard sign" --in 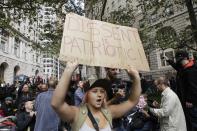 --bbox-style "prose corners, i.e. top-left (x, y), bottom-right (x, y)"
top-left (59, 13), bottom-right (149, 71)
